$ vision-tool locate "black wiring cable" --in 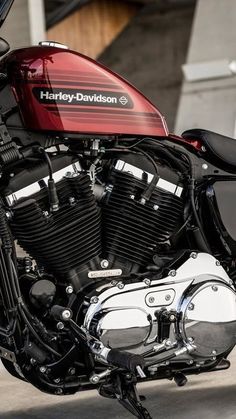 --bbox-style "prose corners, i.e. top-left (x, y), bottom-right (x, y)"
top-left (38, 147), bottom-right (53, 180)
